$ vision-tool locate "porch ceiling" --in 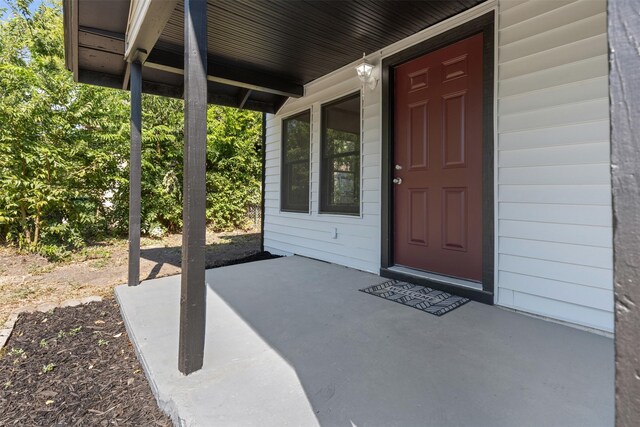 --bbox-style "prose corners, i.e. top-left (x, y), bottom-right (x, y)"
top-left (64, 0), bottom-right (485, 113)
